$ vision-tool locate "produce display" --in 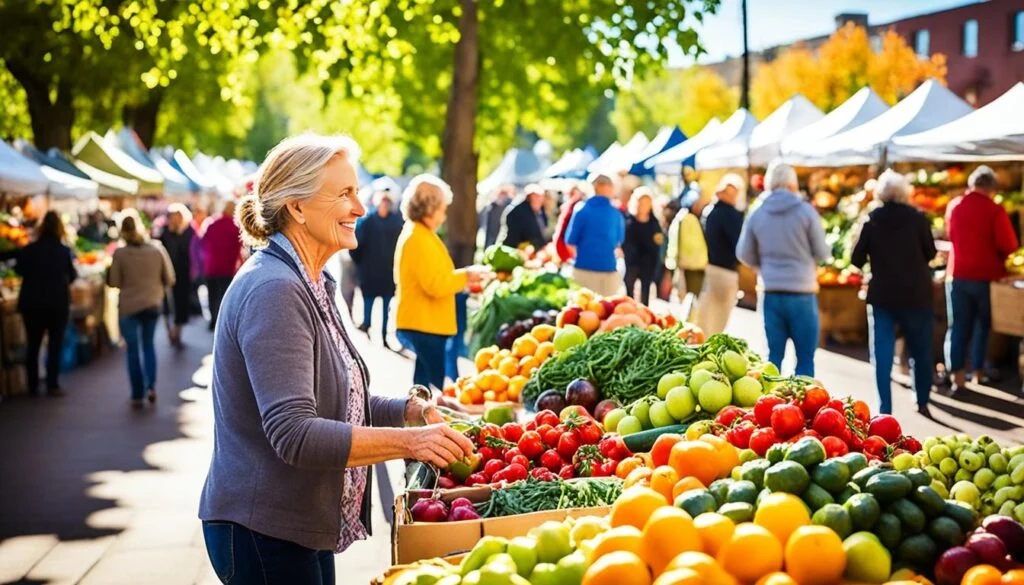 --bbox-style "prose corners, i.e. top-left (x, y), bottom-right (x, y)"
top-left (468, 270), bottom-right (574, 354)
top-left (476, 477), bottom-right (624, 518)
top-left (447, 323), bottom-right (557, 406)
top-left (554, 289), bottom-right (682, 338)
top-left (482, 244), bottom-right (526, 274)
top-left (915, 435), bottom-right (1024, 522)
top-left (0, 216), bottom-right (29, 251)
